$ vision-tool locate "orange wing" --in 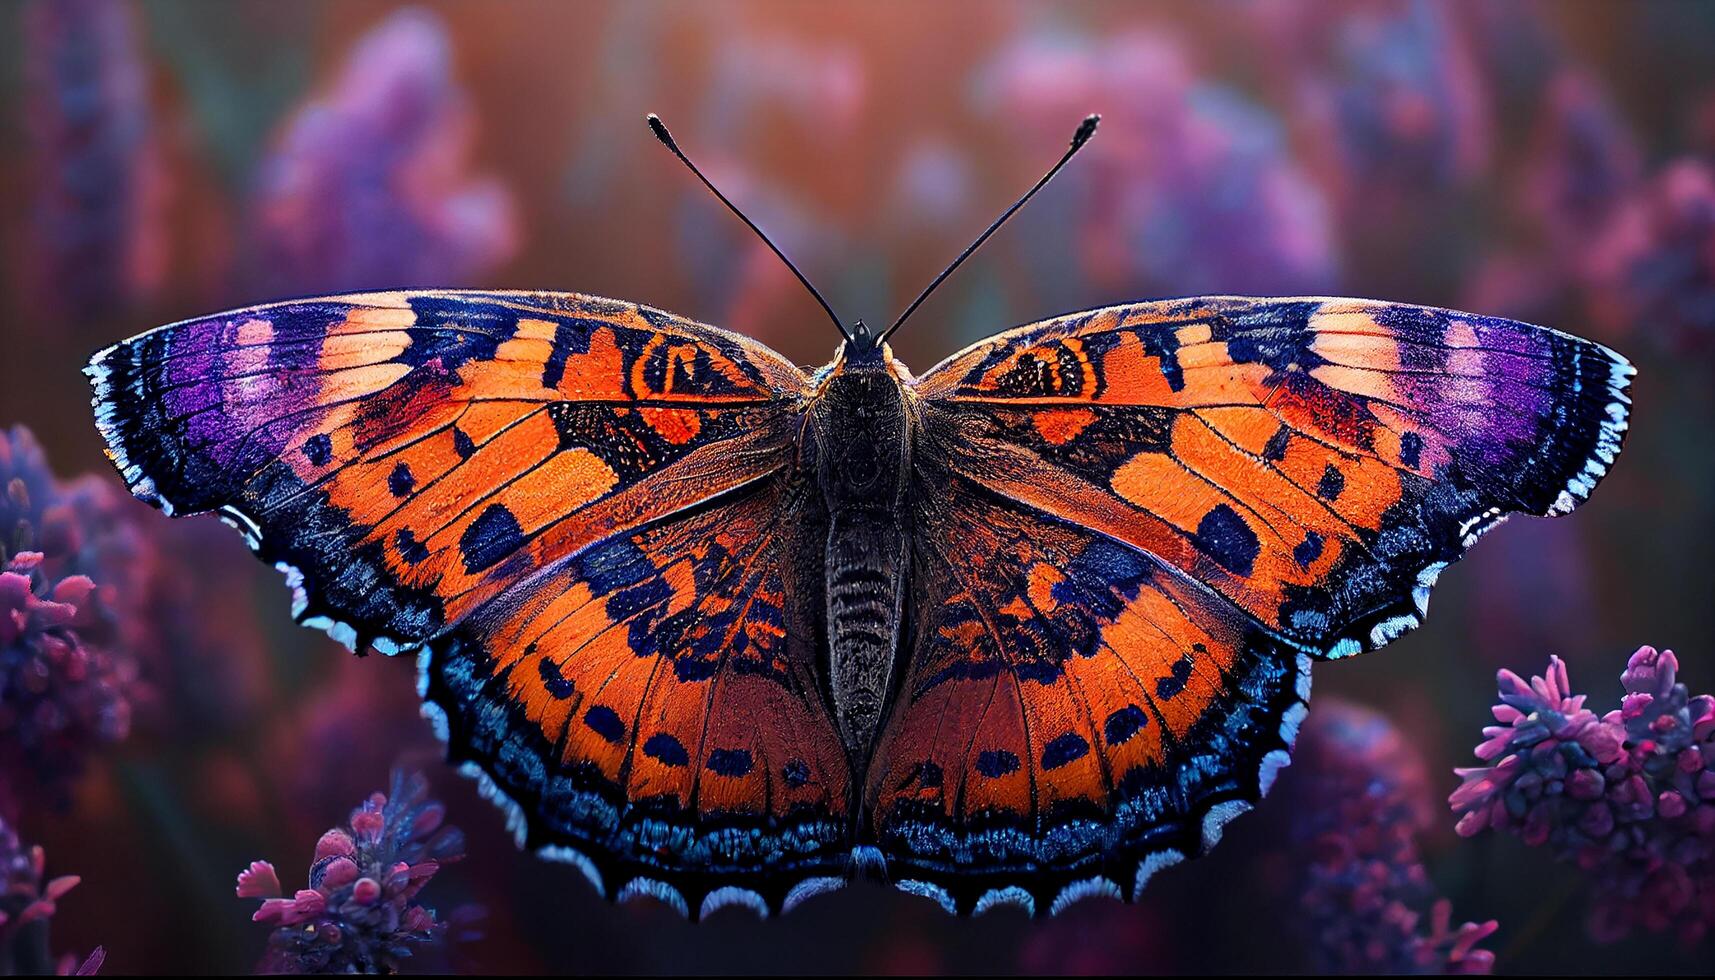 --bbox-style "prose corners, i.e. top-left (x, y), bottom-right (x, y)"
top-left (424, 476), bottom-right (851, 916)
top-left (912, 296), bottom-right (1631, 657)
top-left (87, 290), bottom-right (851, 915)
top-left (866, 482), bottom-right (1308, 914)
top-left (868, 296), bottom-right (1630, 912)
top-left (89, 290), bottom-right (807, 650)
